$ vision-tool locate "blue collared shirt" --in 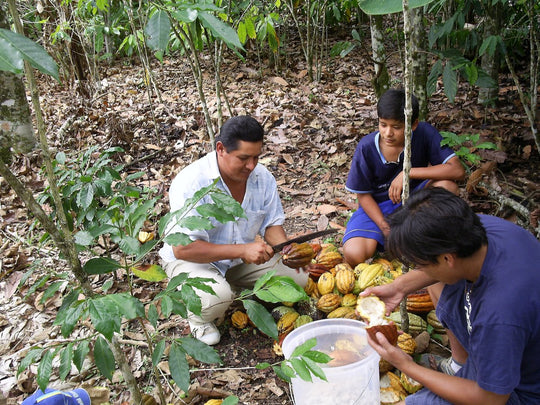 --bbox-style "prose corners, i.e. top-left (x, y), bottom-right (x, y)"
top-left (159, 151), bottom-right (285, 274)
